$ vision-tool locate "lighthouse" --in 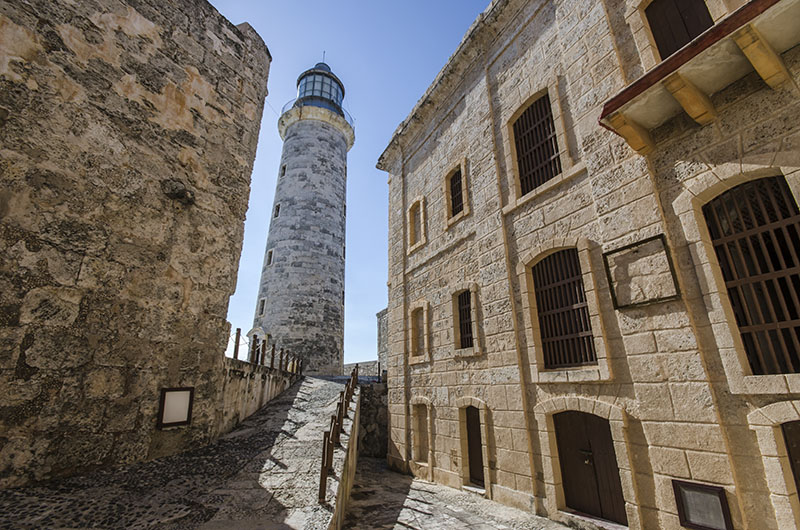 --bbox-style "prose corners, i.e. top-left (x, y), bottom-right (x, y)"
top-left (251, 62), bottom-right (354, 375)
